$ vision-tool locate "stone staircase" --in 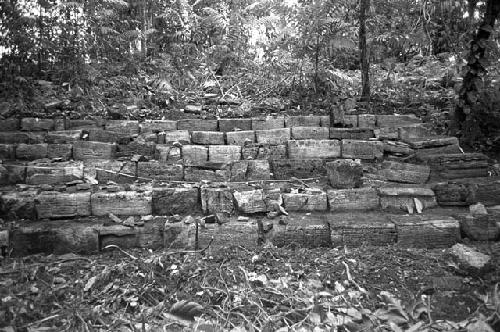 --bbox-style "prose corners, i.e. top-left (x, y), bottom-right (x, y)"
top-left (0, 113), bottom-right (499, 256)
